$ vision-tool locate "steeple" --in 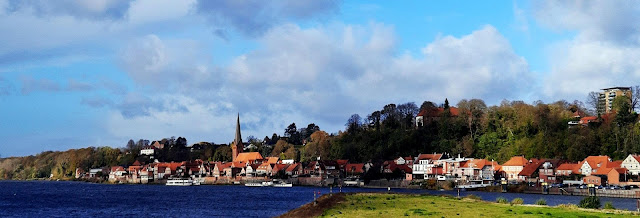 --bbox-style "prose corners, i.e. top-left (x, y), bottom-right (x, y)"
top-left (231, 113), bottom-right (243, 162)
top-left (234, 113), bottom-right (242, 146)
